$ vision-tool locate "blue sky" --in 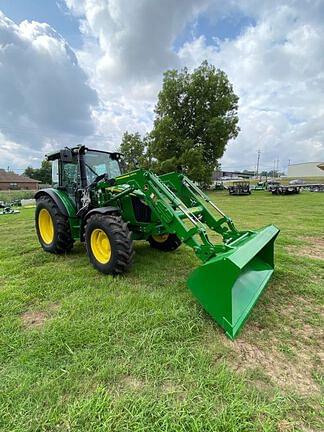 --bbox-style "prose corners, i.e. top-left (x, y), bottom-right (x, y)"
top-left (0, 1), bottom-right (256, 51)
top-left (0, 0), bottom-right (323, 172)
top-left (0, 0), bottom-right (83, 46)
top-left (174, 11), bottom-right (256, 50)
